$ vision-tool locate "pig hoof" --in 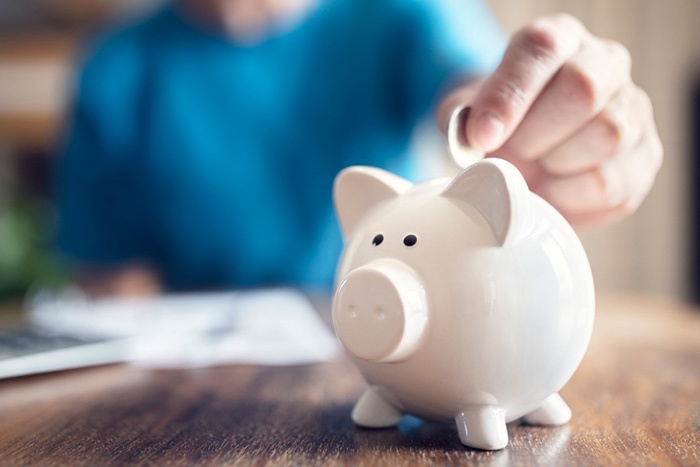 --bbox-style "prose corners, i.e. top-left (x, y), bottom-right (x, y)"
top-left (522, 393), bottom-right (572, 426)
top-left (352, 387), bottom-right (403, 428)
top-left (455, 406), bottom-right (508, 450)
